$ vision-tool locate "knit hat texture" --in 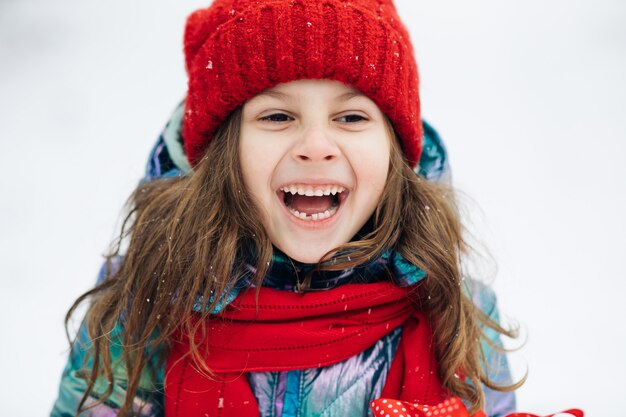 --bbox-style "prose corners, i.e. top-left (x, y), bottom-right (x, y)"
top-left (183, 0), bottom-right (422, 167)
